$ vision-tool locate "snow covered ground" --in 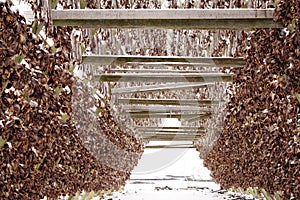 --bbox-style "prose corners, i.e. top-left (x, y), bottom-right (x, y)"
top-left (101, 149), bottom-right (257, 200)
